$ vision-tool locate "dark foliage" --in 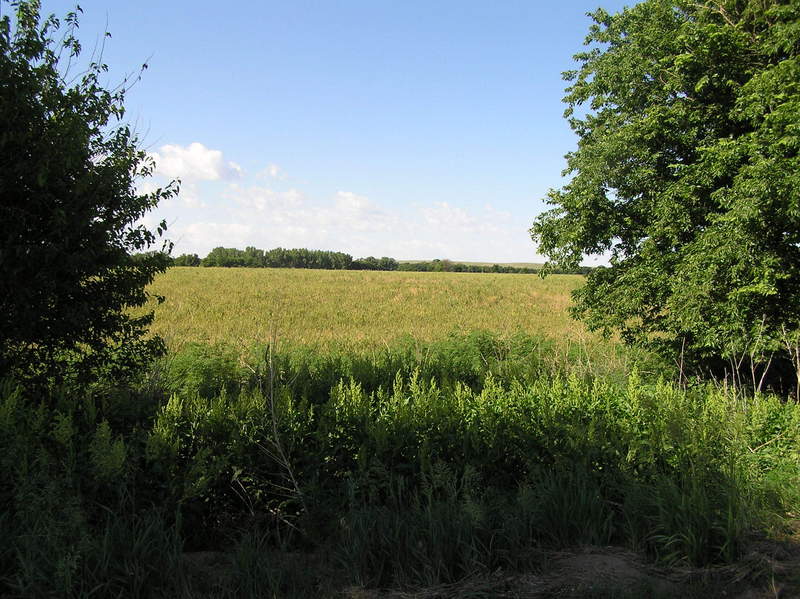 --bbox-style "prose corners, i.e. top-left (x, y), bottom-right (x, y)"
top-left (173, 252), bottom-right (201, 266)
top-left (0, 1), bottom-right (177, 385)
top-left (175, 245), bottom-right (591, 274)
top-left (531, 0), bottom-right (800, 389)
